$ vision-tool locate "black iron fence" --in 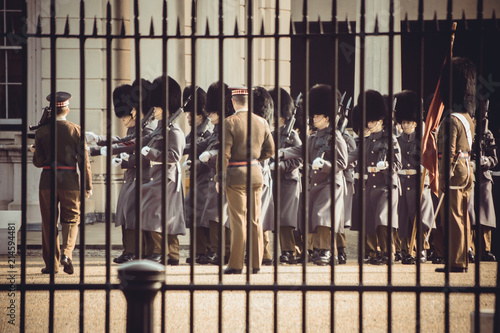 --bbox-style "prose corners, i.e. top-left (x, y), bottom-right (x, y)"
top-left (1, 0), bottom-right (499, 332)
